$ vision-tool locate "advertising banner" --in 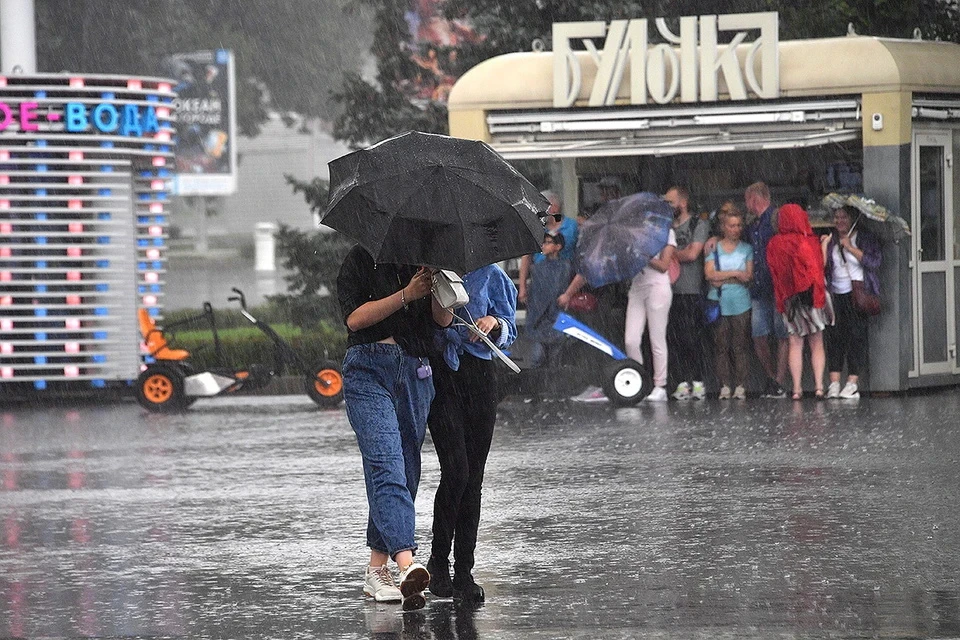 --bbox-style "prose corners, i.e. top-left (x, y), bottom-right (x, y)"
top-left (164, 49), bottom-right (237, 195)
top-left (400, 0), bottom-right (483, 105)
